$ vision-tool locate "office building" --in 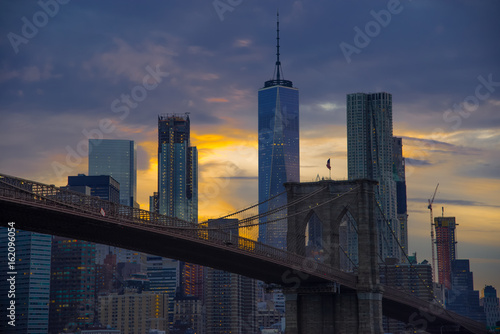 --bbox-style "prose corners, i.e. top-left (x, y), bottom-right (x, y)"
top-left (347, 92), bottom-right (402, 260)
top-left (434, 216), bottom-right (457, 289)
top-left (67, 174), bottom-right (120, 204)
top-left (147, 256), bottom-right (180, 325)
top-left (380, 256), bottom-right (433, 332)
top-left (49, 180), bottom-right (100, 333)
top-left (66, 174), bottom-right (137, 265)
top-left (447, 259), bottom-right (486, 323)
top-left (481, 285), bottom-right (500, 331)
top-left (205, 219), bottom-right (257, 333)
top-left (98, 292), bottom-right (169, 334)
top-left (258, 13), bottom-right (299, 250)
top-left (89, 139), bottom-right (137, 207)
top-left (158, 113), bottom-right (198, 223)
top-left (0, 229), bottom-right (51, 334)
top-left (49, 237), bottom-right (96, 333)
top-left (87, 141), bottom-right (144, 265)
top-left (380, 257), bottom-right (434, 302)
